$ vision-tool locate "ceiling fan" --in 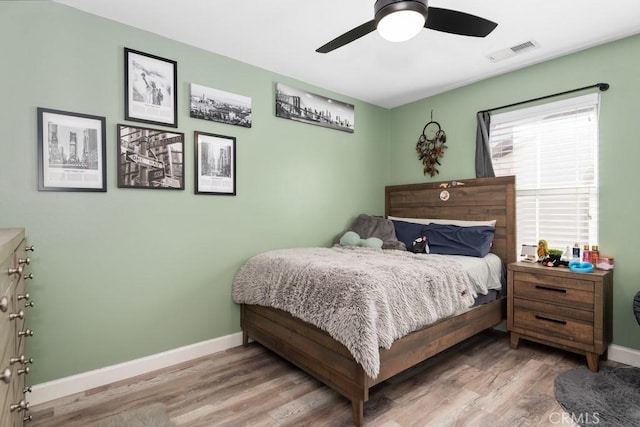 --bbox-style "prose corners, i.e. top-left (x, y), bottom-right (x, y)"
top-left (316, 0), bottom-right (498, 53)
